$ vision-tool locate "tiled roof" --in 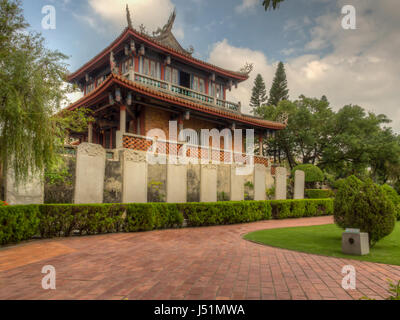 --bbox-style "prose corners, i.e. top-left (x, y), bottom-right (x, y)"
top-left (67, 73), bottom-right (286, 131)
top-left (67, 27), bottom-right (249, 83)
